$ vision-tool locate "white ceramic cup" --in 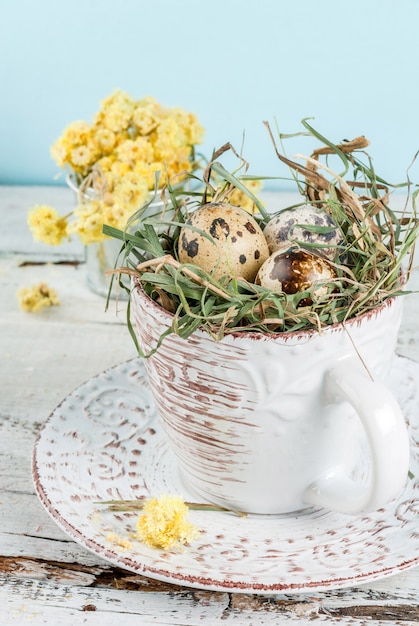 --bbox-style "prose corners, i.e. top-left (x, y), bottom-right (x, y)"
top-left (132, 282), bottom-right (410, 515)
